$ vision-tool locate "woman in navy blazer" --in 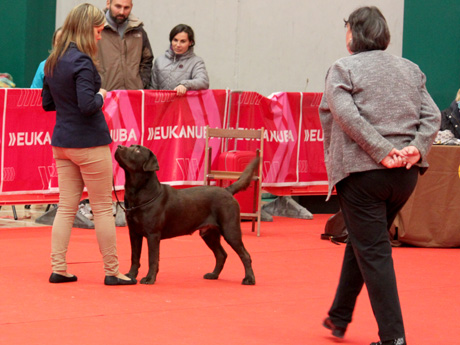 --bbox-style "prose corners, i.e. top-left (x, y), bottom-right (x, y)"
top-left (42, 3), bottom-right (135, 286)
